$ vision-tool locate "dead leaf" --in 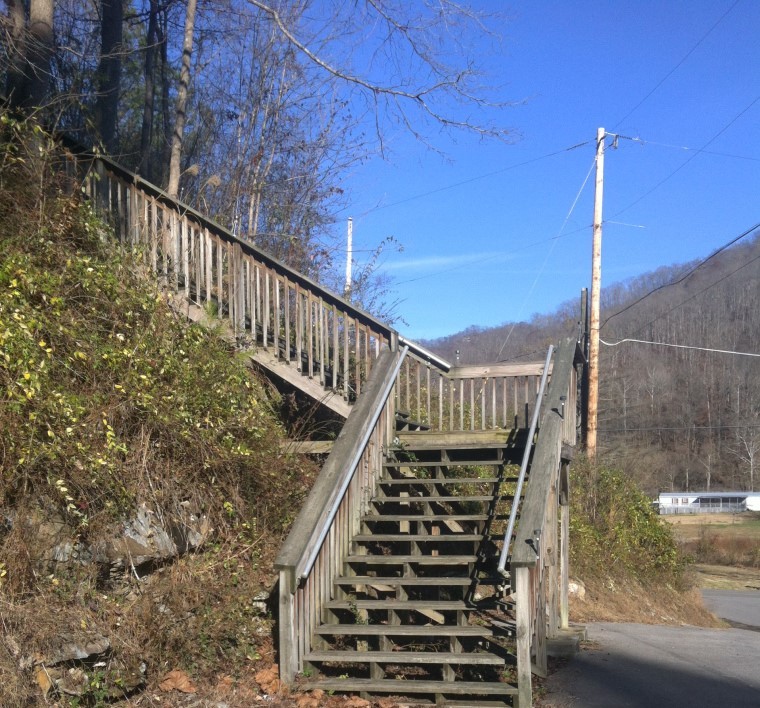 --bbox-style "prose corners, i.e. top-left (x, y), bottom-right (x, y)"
top-left (159, 668), bottom-right (197, 693)
top-left (36, 667), bottom-right (53, 697)
top-left (343, 698), bottom-right (370, 708)
top-left (255, 664), bottom-right (281, 694)
top-left (295, 693), bottom-right (320, 708)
